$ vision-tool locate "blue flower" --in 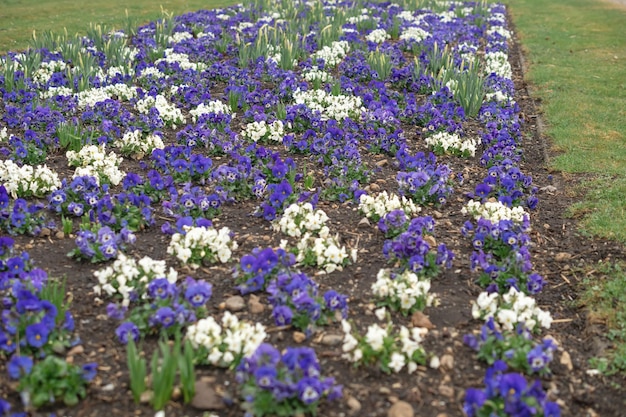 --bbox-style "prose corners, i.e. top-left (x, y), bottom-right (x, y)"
top-left (153, 306), bottom-right (176, 328)
top-left (272, 305), bottom-right (293, 326)
top-left (184, 281), bottom-right (212, 307)
top-left (254, 365), bottom-right (278, 389)
top-left (7, 355), bottom-right (33, 379)
top-left (82, 363), bottom-right (98, 382)
top-left (25, 322), bottom-right (50, 348)
top-left (115, 322), bottom-right (139, 344)
top-left (297, 377), bottom-right (322, 405)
